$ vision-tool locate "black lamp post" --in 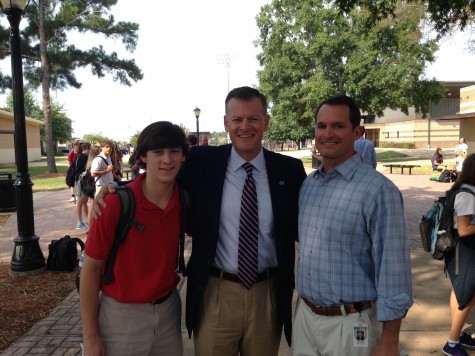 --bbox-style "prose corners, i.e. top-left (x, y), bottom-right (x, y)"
top-left (1, 0), bottom-right (46, 275)
top-left (193, 107), bottom-right (201, 146)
